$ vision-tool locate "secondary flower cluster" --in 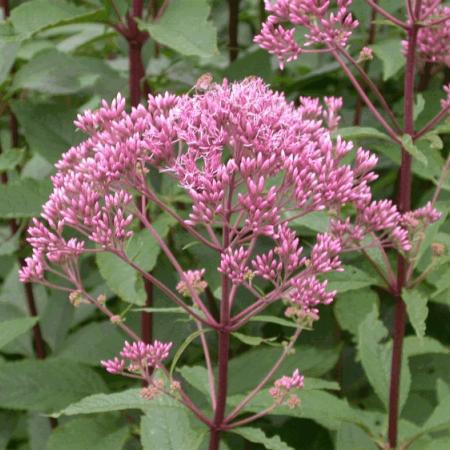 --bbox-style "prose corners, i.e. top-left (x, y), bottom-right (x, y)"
top-left (19, 77), bottom-right (413, 325)
top-left (408, 0), bottom-right (450, 67)
top-left (254, 0), bottom-right (359, 68)
top-left (101, 340), bottom-right (172, 375)
top-left (269, 369), bottom-right (305, 408)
